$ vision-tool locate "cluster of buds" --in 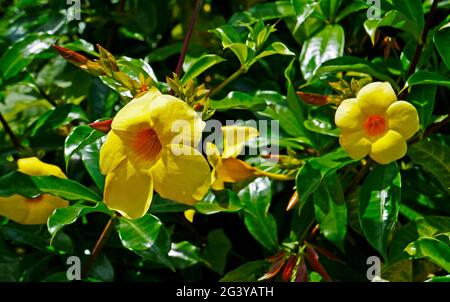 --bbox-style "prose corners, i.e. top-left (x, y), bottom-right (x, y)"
top-left (166, 73), bottom-right (212, 116)
top-left (258, 242), bottom-right (336, 282)
top-left (53, 44), bottom-right (152, 98)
